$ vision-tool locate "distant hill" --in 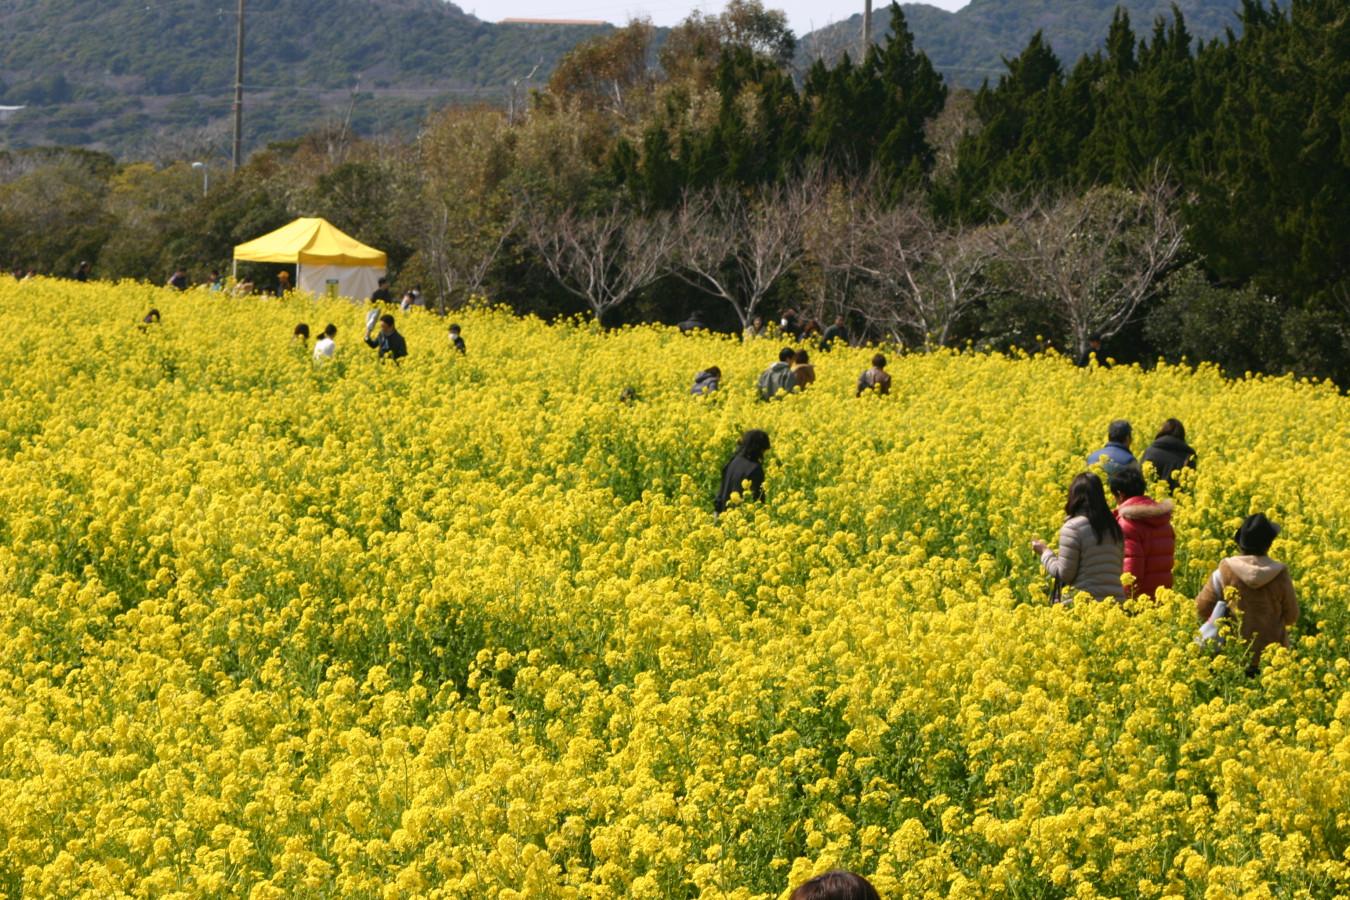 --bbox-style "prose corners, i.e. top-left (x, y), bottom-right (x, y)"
top-left (0, 0), bottom-right (1261, 156)
top-left (798, 0), bottom-right (1253, 85)
top-left (0, 0), bottom-right (607, 155)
